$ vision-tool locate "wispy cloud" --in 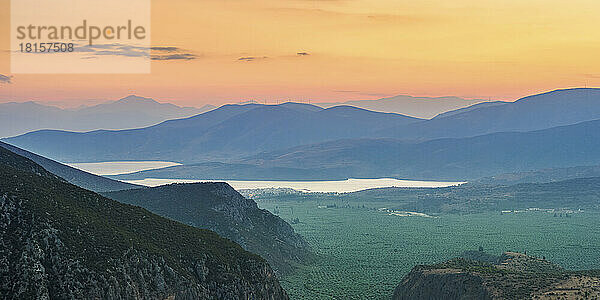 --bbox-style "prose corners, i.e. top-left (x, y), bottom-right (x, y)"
top-left (72, 44), bottom-right (198, 61)
top-left (237, 52), bottom-right (310, 62)
top-left (151, 47), bottom-right (198, 61)
top-left (76, 43), bottom-right (150, 58)
top-left (0, 74), bottom-right (12, 84)
top-left (238, 56), bottom-right (269, 62)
